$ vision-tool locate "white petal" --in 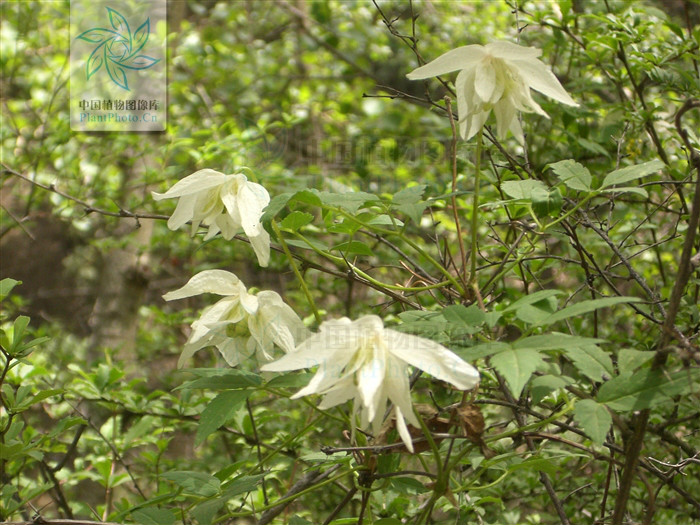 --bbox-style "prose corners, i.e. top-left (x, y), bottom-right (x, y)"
top-left (217, 336), bottom-right (247, 366)
top-left (474, 59), bottom-right (497, 103)
top-left (239, 291), bottom-right (259, 315)
top-left (485, 41), bottom-right (542, 61)
top-left (493, 100), bottom-right (518, 141)
top-left (384, 329), bottom-right (480, 390)
top-left (394, 406), bottom-right (414, 453)
top-left (163, 270), bottom-right (244, 300)
top-left (249, 230), bottom-right (271, 267)
top-left (260, 337), bottom-right (328, 371)
top-left (383, 356), bottom-right (418, 428)
top-left (167, 194), bottom-right (197, 230)
top-left (152, 169), bottom-right (226, 200)
top-left (357, 352), bottom-right (386, 422)
top-left (237, 181), bottom-right (269, 237)
top-left (510, 58), bottom-right (578, 106)
top-left (406, 45), bottom-right (486, 80)
top-left (318, 377), bottom-right (358, 409)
